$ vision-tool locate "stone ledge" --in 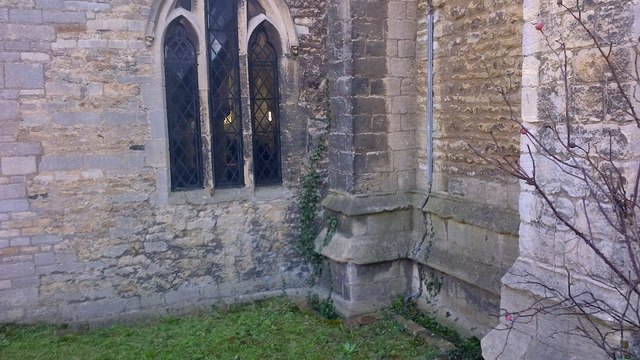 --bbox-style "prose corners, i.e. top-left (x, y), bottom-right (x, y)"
top-left (318, 229), bottom-right (414, 264)
top-left (322, 190), bottom-right (412, 216)
top-left (424, 192), bottom-right (519, 236)
top-left (392, 314), bottom-right (455, 351)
